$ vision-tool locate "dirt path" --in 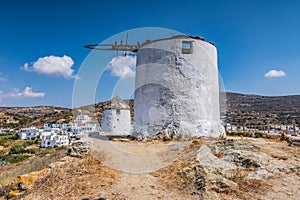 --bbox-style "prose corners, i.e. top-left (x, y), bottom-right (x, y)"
top-left (82, 136), bottom-right (198, 199)
top-left (86, 136), bottom-right (190, 173)
top-left (109, 172), bottom-right (197, 200)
